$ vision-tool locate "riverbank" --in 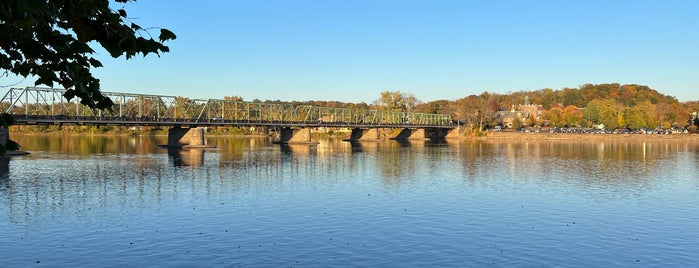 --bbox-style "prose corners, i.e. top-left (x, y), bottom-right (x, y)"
top-left (482, 131), bottom-right (699, 142)
top-left (8, 125), bottom-right (267, 137)
top-left (8, 126), bottom-right (699, 142)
